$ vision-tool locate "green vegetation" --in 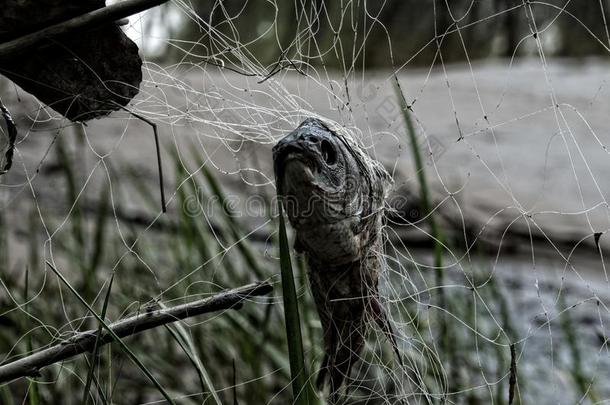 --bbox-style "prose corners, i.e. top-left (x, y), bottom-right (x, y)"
top-left (166, 0), bottom-right (610, 69)
top-left (278, 203), bottom-right (318, 404)
top-left (0, 126), bottom-right (601, 404)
